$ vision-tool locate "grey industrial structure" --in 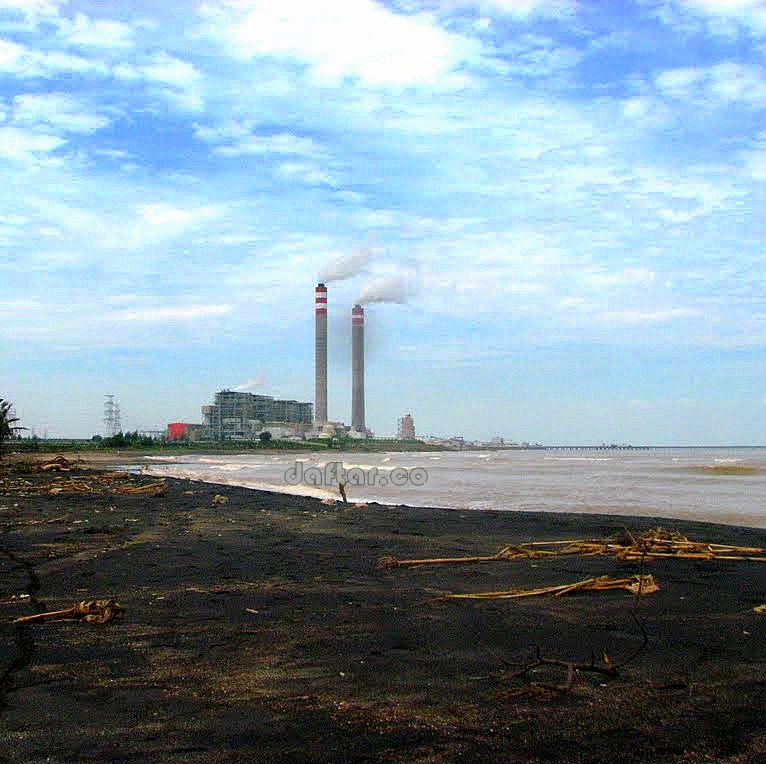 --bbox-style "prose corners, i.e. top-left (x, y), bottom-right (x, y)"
top-left (315, 283), bottom-right (328, 424)
top-left (201, 390), bottom-right (312, 441)
top-left (397, 413), bottom-right (415, 440)
top-left (351, 304), bottom-right (365, 433)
